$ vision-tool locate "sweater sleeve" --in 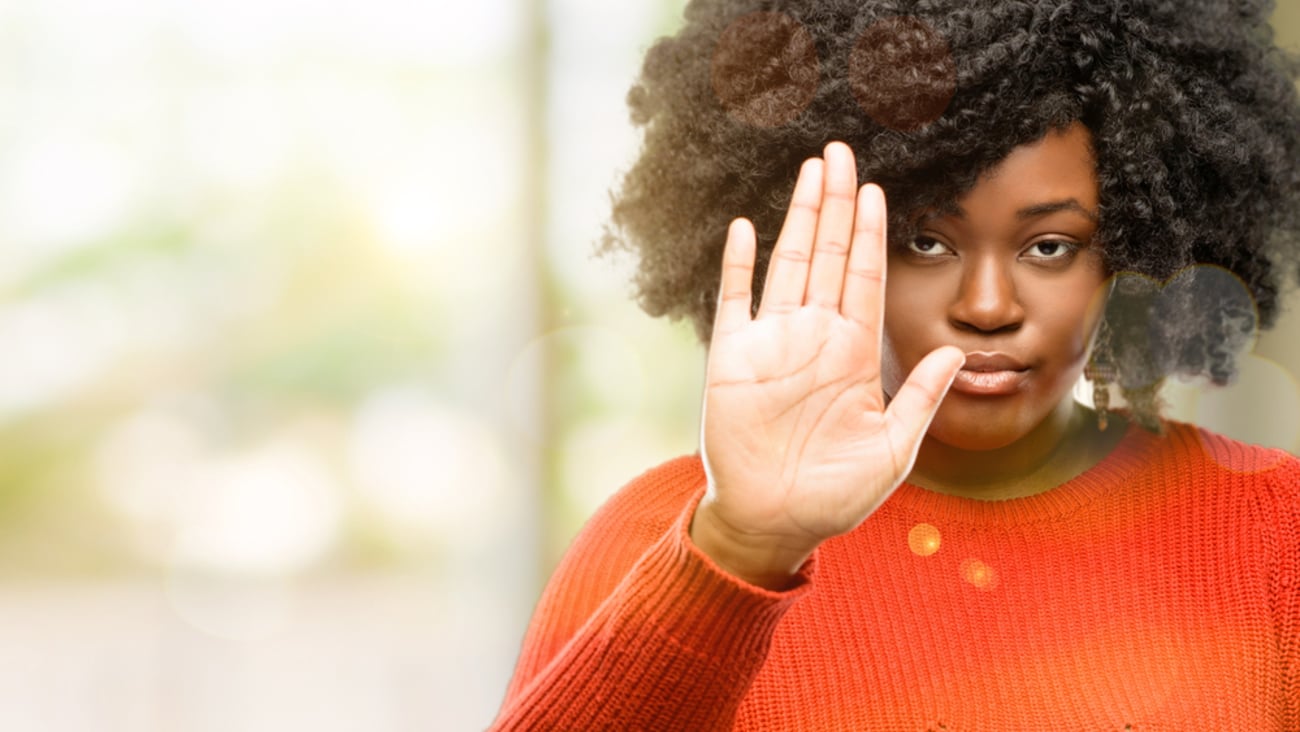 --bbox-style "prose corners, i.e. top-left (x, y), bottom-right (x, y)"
top-left (1263, 452), bottom-right (1300, 729)
top-left (489, 457), bottom-right (815, 731)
